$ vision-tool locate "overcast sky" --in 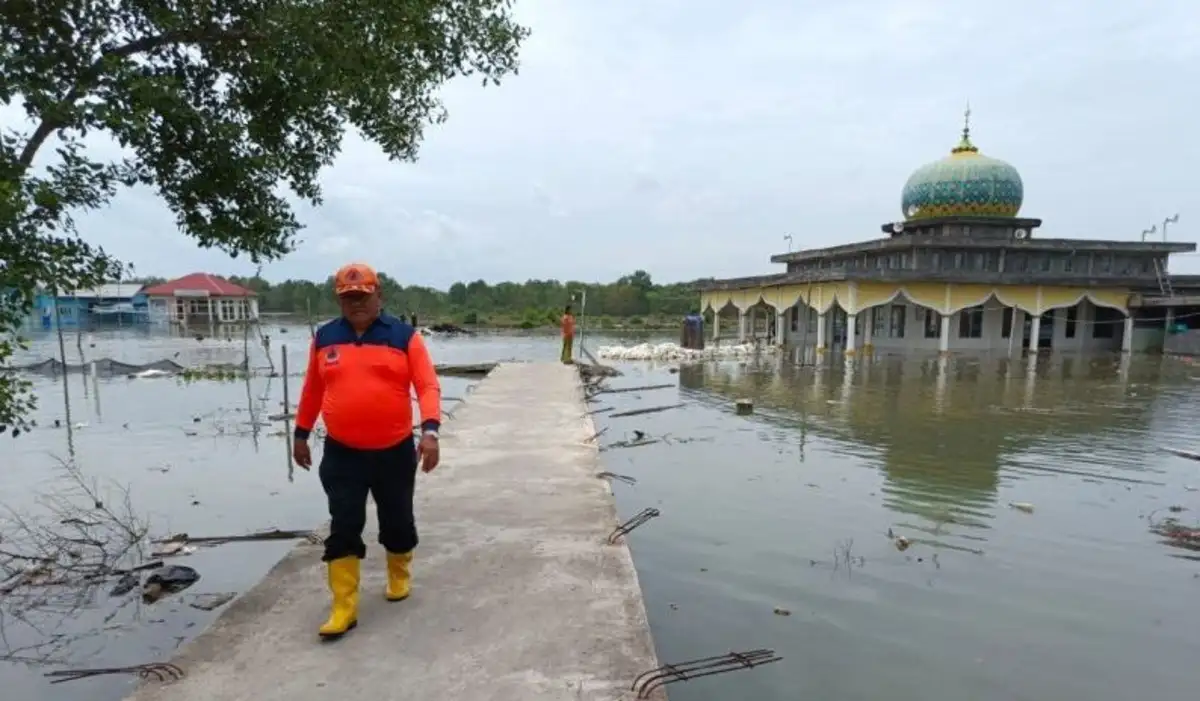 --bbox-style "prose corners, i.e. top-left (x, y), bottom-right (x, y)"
top-left (7, 0), bottom-right (1200, 287)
